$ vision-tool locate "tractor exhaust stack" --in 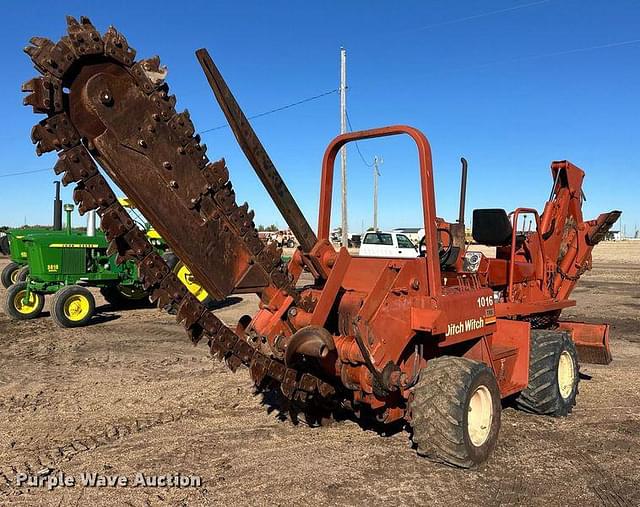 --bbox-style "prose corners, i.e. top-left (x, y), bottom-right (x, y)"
top-left (458, 157), bottom-right (468, 226)
top-left (53, 180), bottom-right (62, 230)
